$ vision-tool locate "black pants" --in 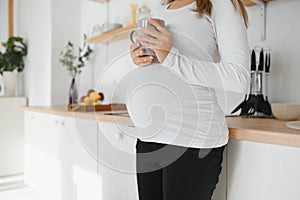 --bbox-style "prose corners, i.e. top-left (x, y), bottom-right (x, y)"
top-left (136, 139), bottom-right (225, 200)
